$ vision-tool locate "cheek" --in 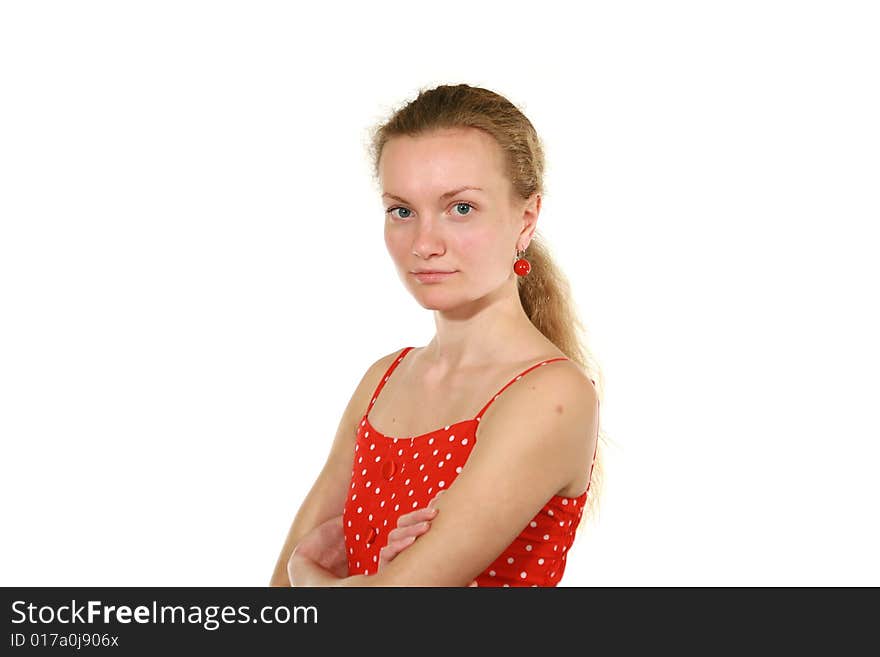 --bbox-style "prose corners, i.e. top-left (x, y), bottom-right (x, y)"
top-left (384, 230), bottom-right (407, 262)
top-left (455, 233), bottom-right (498, 271)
